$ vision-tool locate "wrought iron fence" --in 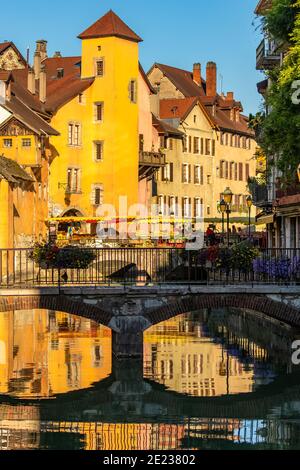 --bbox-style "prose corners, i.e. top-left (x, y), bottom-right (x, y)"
top-left (0, 247), bottom-right (300, 288)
